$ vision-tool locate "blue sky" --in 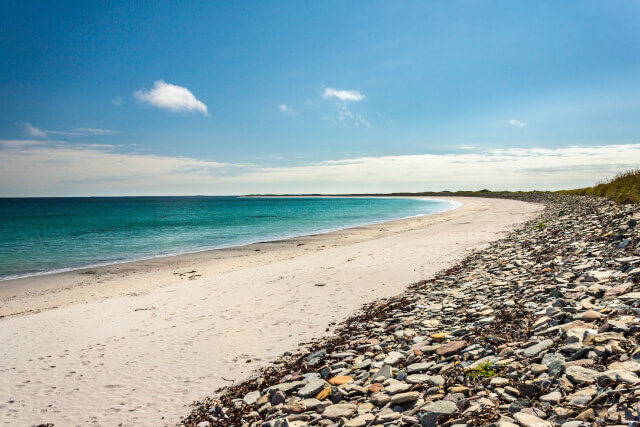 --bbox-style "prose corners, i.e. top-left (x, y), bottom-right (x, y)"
top-left (2, 1), bottom-right (640, 196)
